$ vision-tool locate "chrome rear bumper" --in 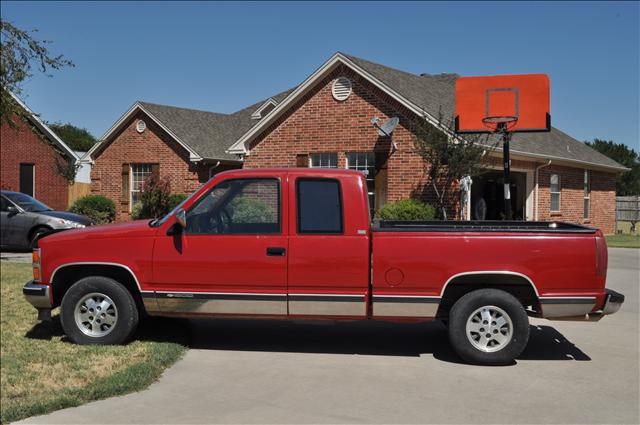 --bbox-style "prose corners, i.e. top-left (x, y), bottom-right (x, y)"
top-left (542, 288), bottom-right (624, 321)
